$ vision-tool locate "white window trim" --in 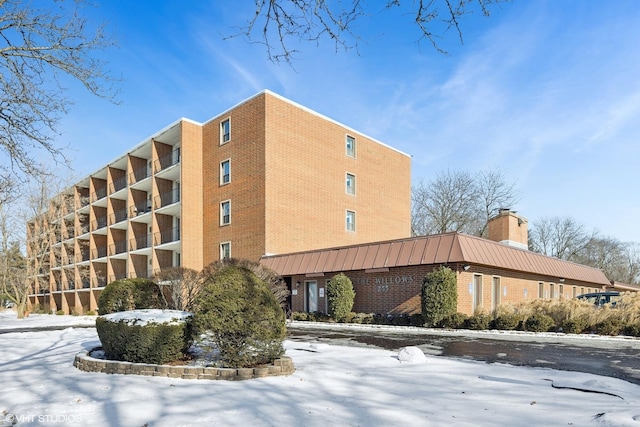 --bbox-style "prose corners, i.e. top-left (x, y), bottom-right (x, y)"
top-left (346, 135), bottom-right (356, 158)
top-left (220, 241), bottom-right (231, 259)
top-left (346, 210), bottom-right (356, 232)
top-left (220, 118), bottom-right (231, 145)
top-left (220, 158), bottom-right (231, 185)
top-left (220, 200), bottom-right (231, 226)
top-left (346, 172), bottom-right (356, 195)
